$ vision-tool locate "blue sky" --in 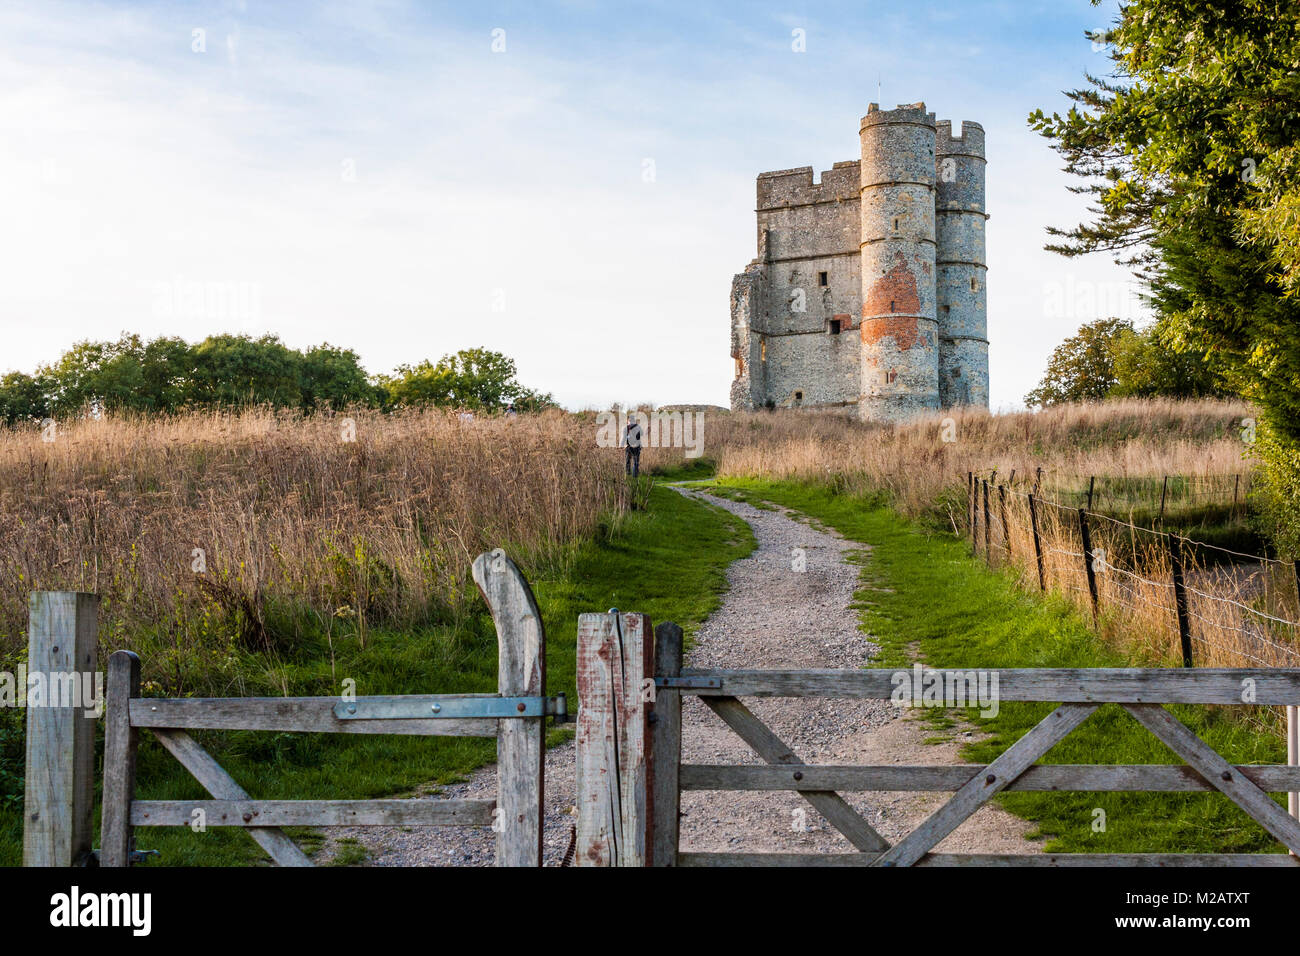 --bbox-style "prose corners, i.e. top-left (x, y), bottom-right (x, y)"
top-left (0, 0), bottom-right (1143, 410)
